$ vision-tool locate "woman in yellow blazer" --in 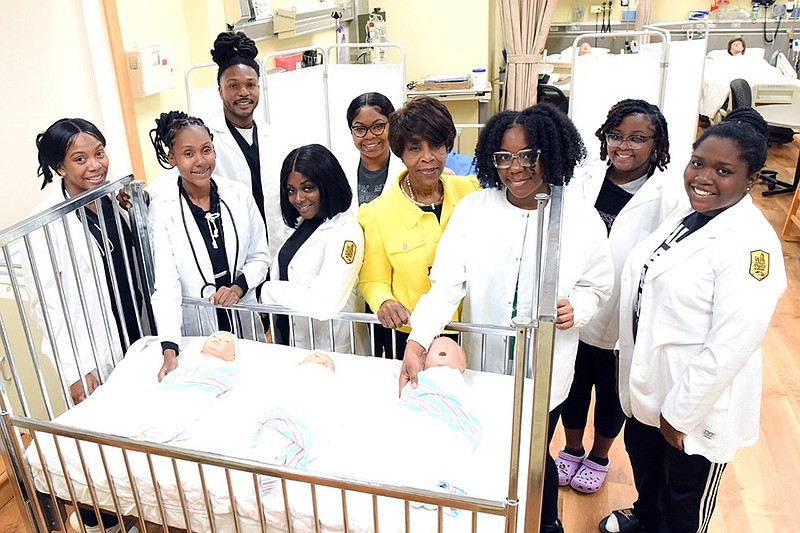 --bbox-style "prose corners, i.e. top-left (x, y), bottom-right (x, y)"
top-left (358, 96), bottom-right (480, 358)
